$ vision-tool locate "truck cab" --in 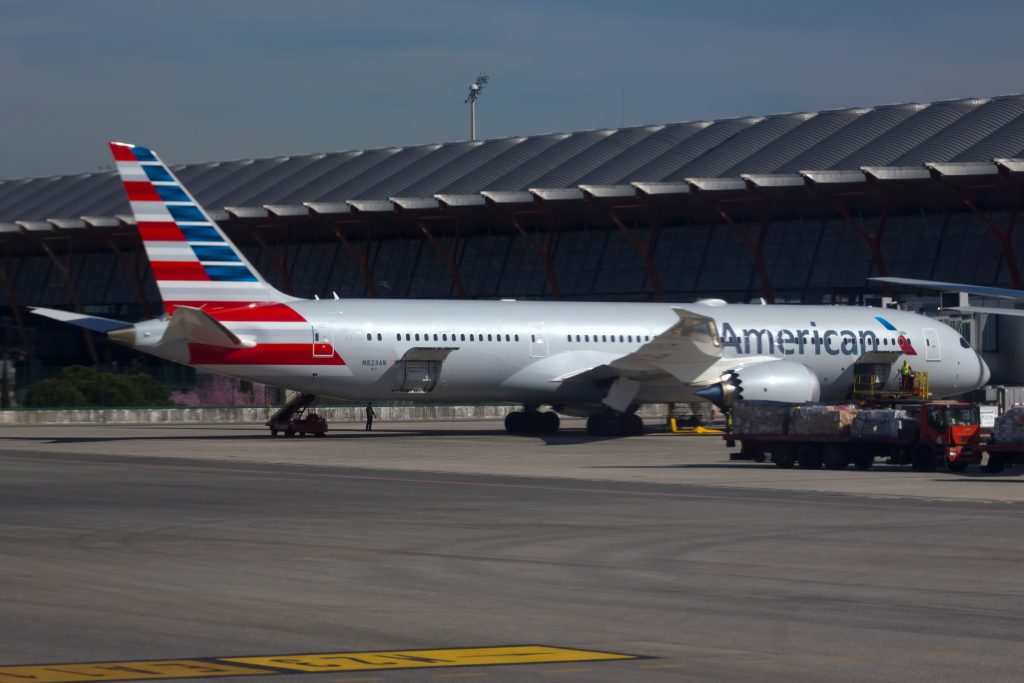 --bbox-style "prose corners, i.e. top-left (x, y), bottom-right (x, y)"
top-left (904, 402), bottom-right (981, 472)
